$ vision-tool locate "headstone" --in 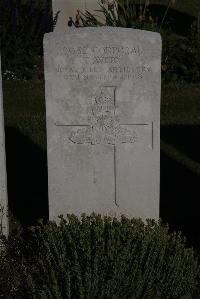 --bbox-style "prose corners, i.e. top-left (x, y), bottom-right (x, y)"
top-left (44, 27), bottom-right (161, 220)
top-left (0, 56), bottom-right (8, 235)
top-left (52, 0), bottom-right (100, 31)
